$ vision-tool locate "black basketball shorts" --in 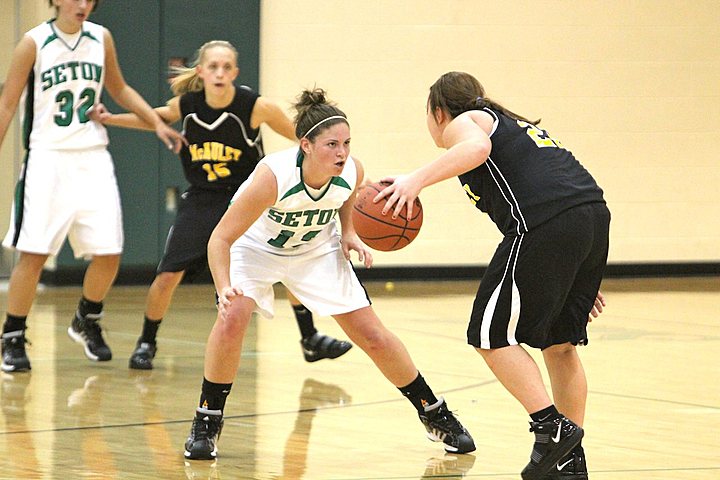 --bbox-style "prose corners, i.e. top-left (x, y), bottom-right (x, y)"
top-left (467, 202), bottom-right (611, 350)
top-left (157, 186), bottom-right (236, 278)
